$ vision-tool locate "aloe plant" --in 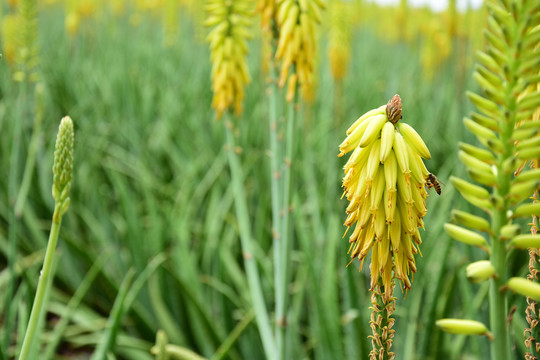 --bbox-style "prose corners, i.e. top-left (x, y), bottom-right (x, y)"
top-left (438, 0), bottom-right (540, 359)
